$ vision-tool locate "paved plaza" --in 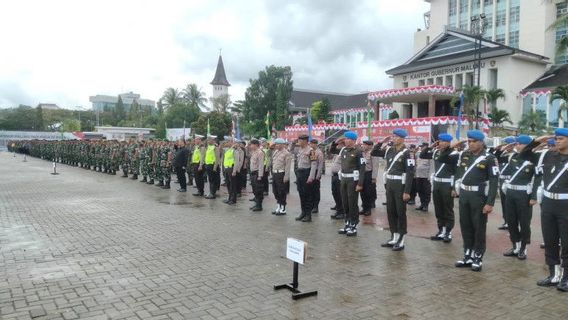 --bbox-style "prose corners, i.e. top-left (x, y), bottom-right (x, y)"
top-left (0, 152), bottom-right (566, 320)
